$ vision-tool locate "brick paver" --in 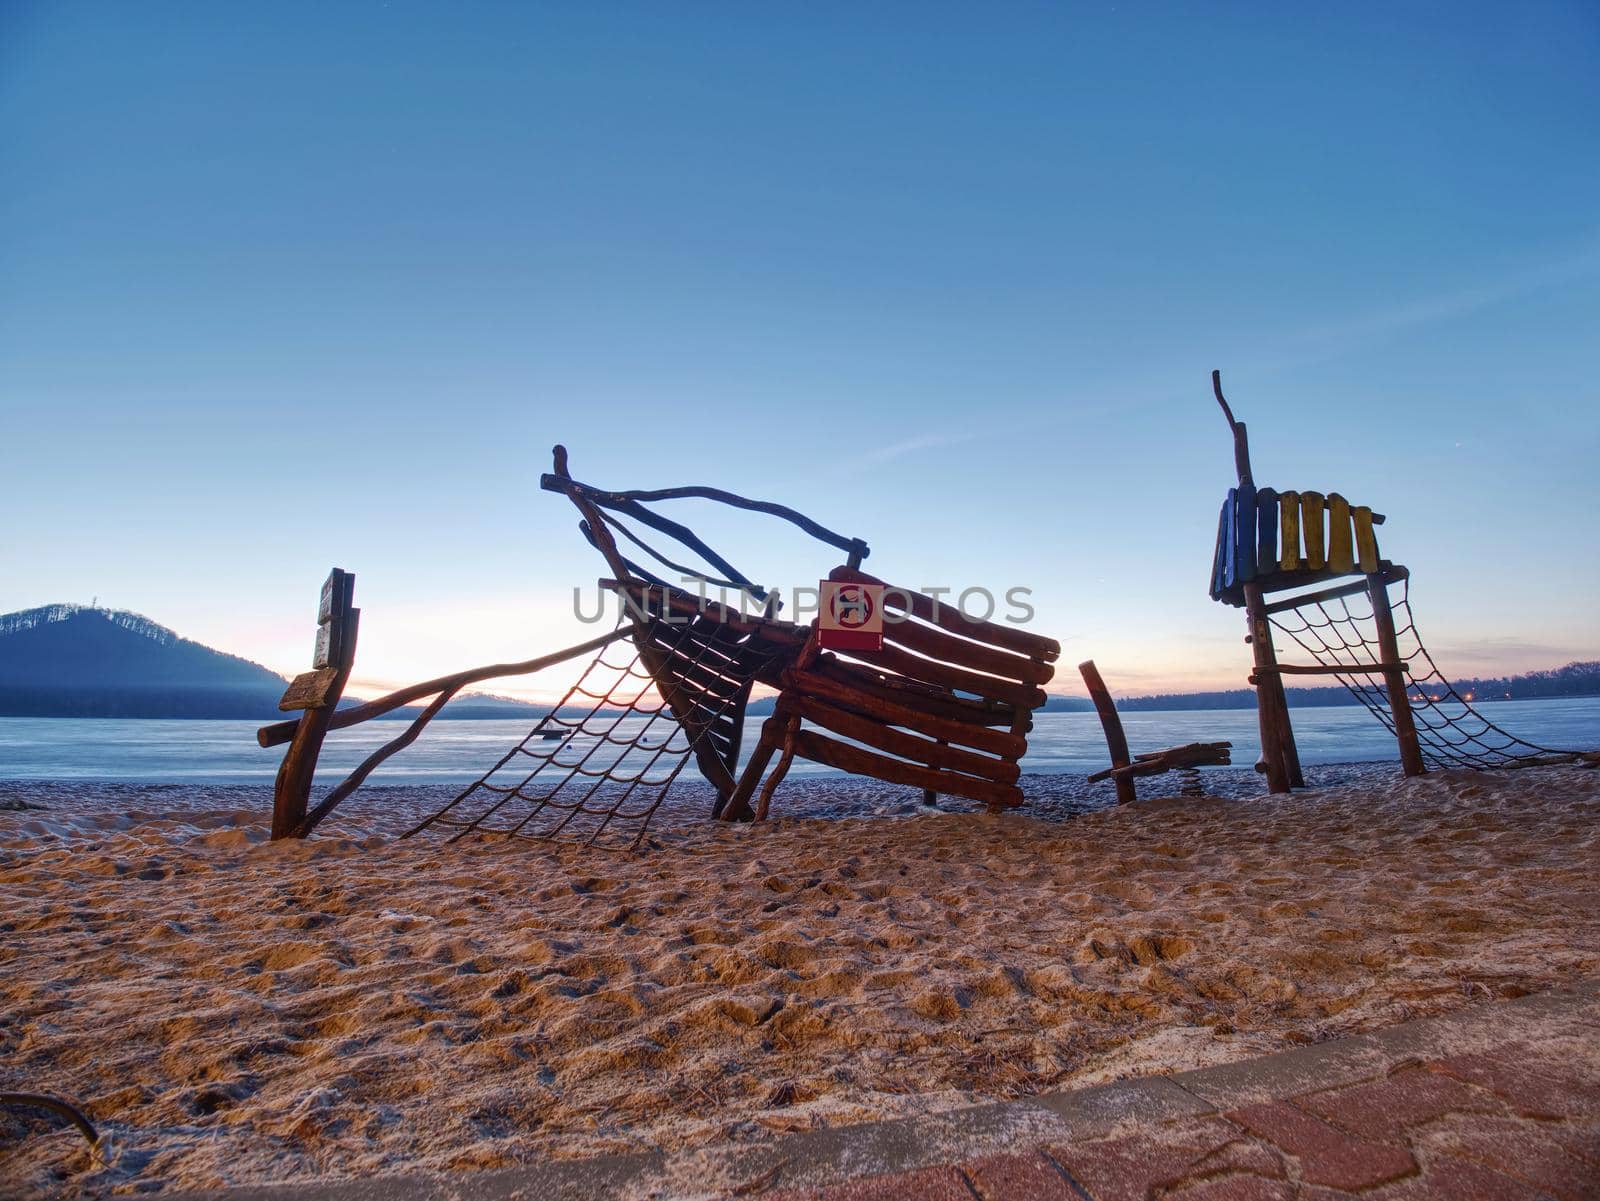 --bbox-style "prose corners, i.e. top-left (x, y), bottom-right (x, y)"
top-left (762, 1163), bottom-right (973, 1201)
top-left (1226, 1101), bottom-right (1418, 1190)
top-left (962, 1151), bottom-right (1079, 1200)
top-left (1047, 1116), bottom-right (1282, 1201)
top-left (718, 984), bottom-right (1600, 1200)
top-left (1294, 1064), bottom-right (1500, 1142)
